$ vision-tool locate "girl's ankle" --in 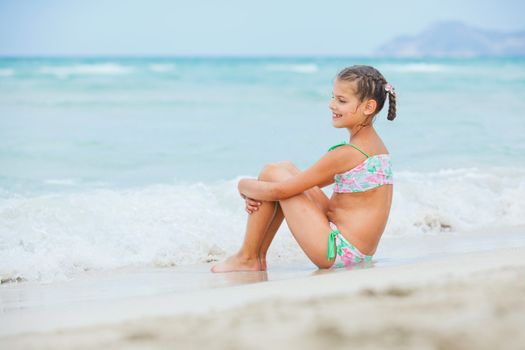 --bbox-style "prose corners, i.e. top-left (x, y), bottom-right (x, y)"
top-left (236, 251), bottom-right (260, 262)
